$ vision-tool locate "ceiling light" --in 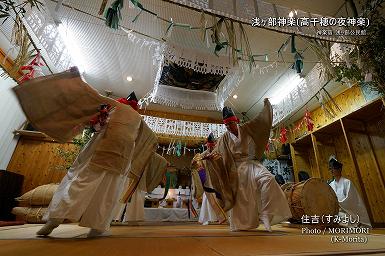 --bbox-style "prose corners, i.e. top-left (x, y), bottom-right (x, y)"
top-left (233, 95), bottom-right (238, 99)
top-left (127, 76), bottom-right (133, 82)
top-left (289, 10), bottom-right (297, 18)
